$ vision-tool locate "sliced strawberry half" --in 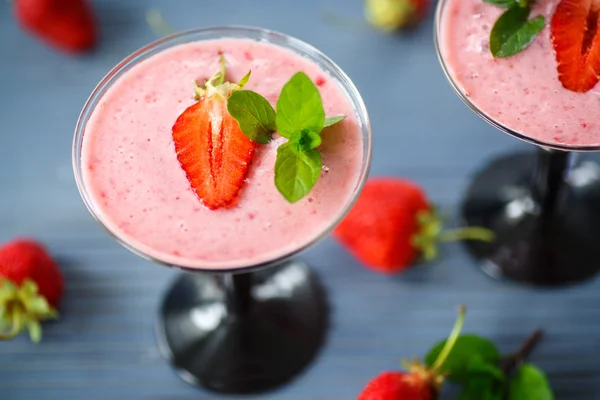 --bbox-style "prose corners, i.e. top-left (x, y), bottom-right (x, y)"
top-left (552, 0), bottom-right (600, 92)
top-left (172, 57), bottom-right (255, 210)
